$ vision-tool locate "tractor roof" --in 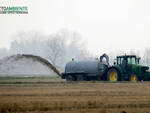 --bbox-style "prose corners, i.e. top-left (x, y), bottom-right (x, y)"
top-left (117, 55), bottom-right (136, 58)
